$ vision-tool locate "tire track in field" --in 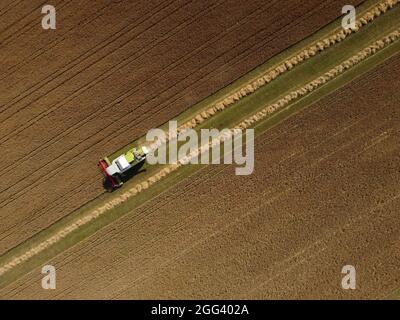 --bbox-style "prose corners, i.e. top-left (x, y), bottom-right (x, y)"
top-left (0, 0), bottom-right (181, 115)
top-left (0, 179), bottom-right (101, 250)
top-left (0, 0), bottom-right (390, 262)
top-left (0, 0), bottom-right (328, 186)
top-left (9, 114), bottom-right (399, 297)
top-left (6, 118), bottom-right (400, 299)
top-left (2, 0), bottom-right (368, 168)
top-left (0, 0), bottom-right (384, 222)
top-left (1, 163), bottom-right (224, 279)
top-left (2, 63), bottom-right (396, 298)
top-left (0, 0), bottom-right (167, 80)
top-left (51, 166), bottom-right (229, 299)
top-left (0, 0), bottom-right (183, 117)
top-left (79, 170), bottom-right (324, 298)
top-left (1, 28), bottom-right (399, 276)
top-left (0, 8), bottom-right (318, 225)
top-left (0, 179), bottom-right (103, 255)
top-left (108, 105), bottom-right (400, 299)
top-left (0, 0), bottom-right (277, 182)
top-left (2, 157), bottom-right (223, 247)
top-left (0, 0), bottom-right (241, 195)
top-left (243, 194), bottom-right (400, 299)
top-left (0, 0), bottom-right (194, 120)
top-left (11, 164), bottom-right (227, 299)
top-left (0, 0), bottom-right (118, 79)
top-left (2, 120), bottom-right (249, 244)
top-left (0, 0), bottom-right (241, 234)
top-left (0, 0), bottom-right (281, 197)
top-left (0, 1), bottom-right (69, 45)
top-left (0, 0), bottom-right (44, 36)
top-left (3, 55), bottom-right (399, 297)
top-left (0, 0), bottom-right (372, 218)
top-left (0, 1), bottom-right (22, 14)
top-left (0, 0), bottom-right (288, 219)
